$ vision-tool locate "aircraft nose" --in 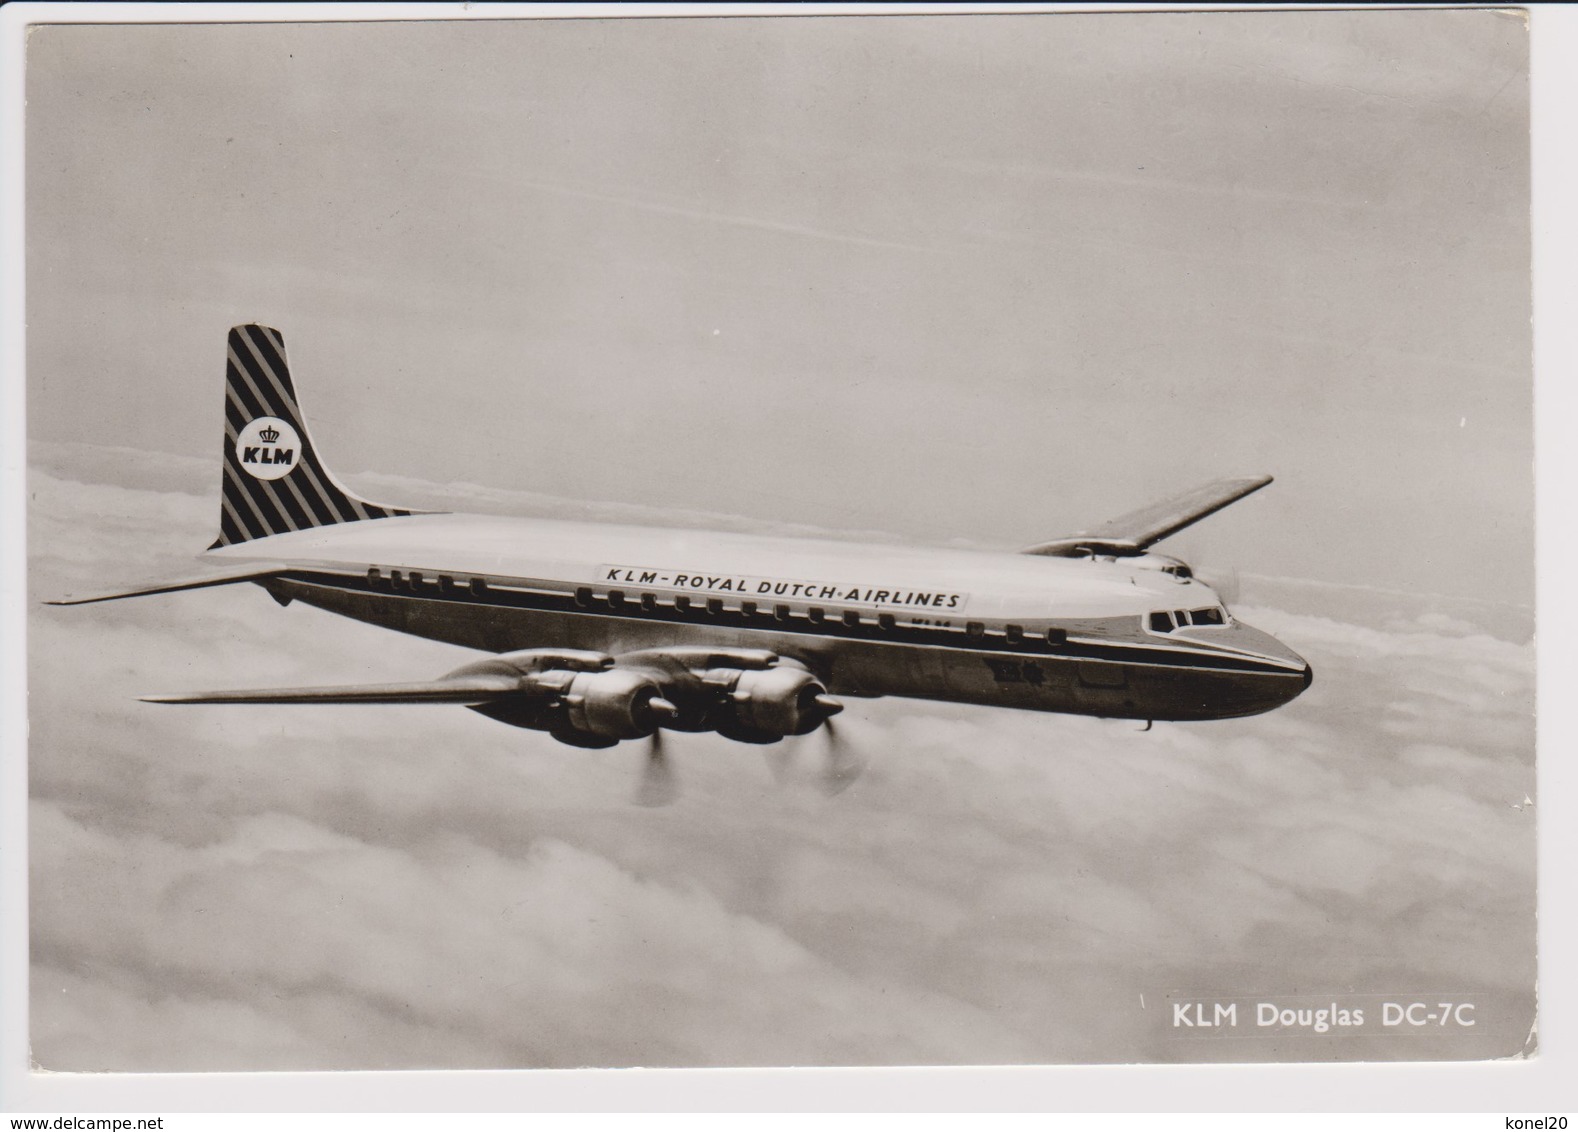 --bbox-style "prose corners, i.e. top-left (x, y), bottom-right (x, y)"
top-left (1227, 620), bottom-right (1313, 693)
